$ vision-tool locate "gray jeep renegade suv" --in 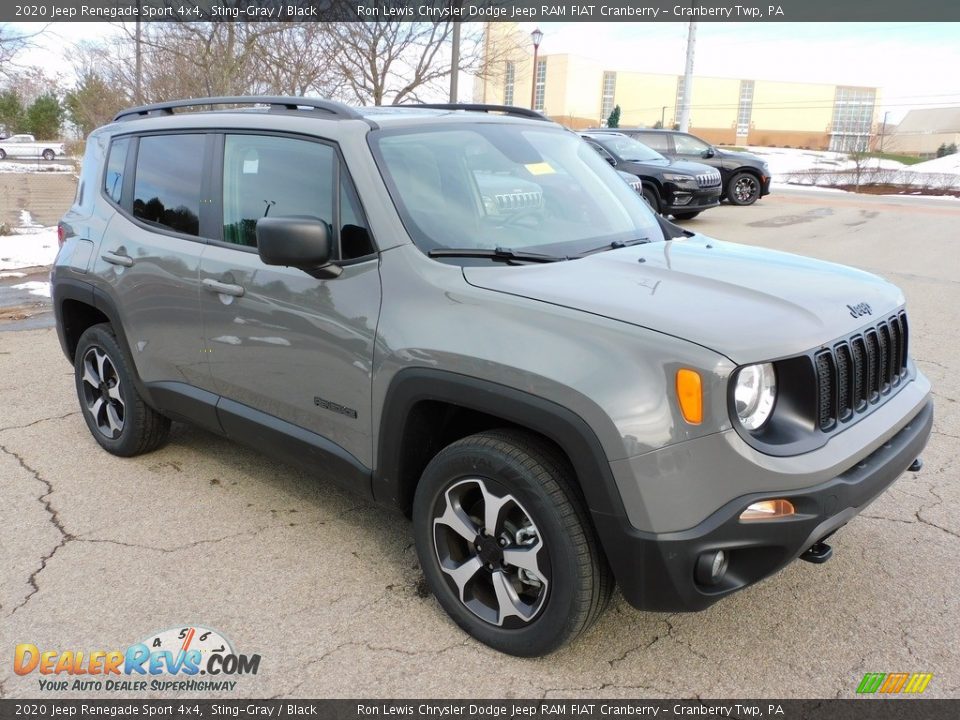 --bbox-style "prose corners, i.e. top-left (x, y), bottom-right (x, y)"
top-left (53, 98), bottom-right (932, 656)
